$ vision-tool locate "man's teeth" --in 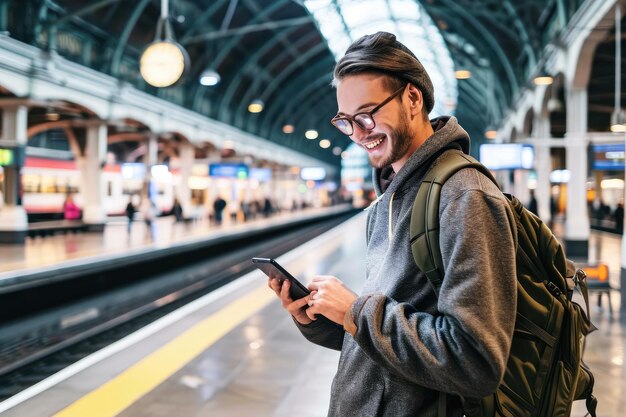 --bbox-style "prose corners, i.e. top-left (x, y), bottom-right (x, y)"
top-left (364, 138), bottom-right (384, 149)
